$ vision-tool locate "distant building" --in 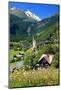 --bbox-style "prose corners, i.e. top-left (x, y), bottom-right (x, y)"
top-left (35, 54), bottom-right (54, 69)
